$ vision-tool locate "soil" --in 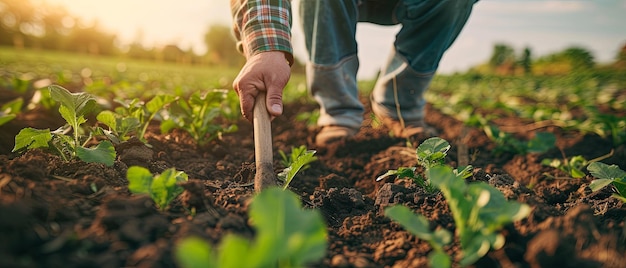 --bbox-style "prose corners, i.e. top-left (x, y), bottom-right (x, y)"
top-left (0, 94), bottom-right (625, 268)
